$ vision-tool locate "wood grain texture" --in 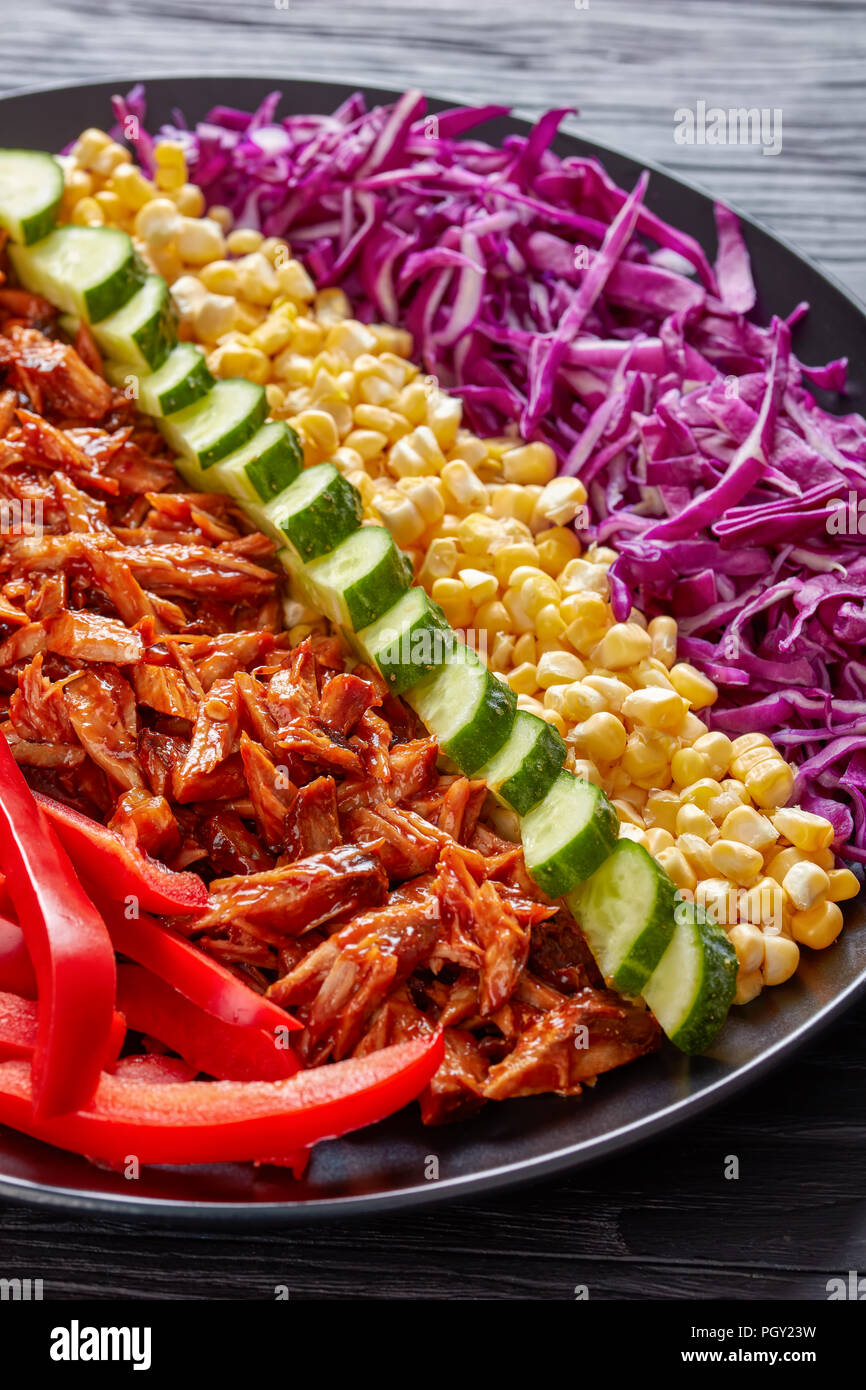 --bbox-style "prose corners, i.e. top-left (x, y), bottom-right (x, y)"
top-left (0, 0), bottom-right (863, 1301)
